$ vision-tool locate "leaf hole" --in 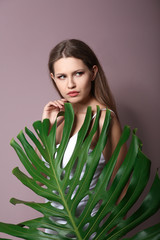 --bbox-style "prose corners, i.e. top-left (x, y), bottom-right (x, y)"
top-left (37, 228), bottom-right (44, 231)
top-left (75, 195), bottom-right (89, 217)
top-left (60, 170), bottom-right (65, 180)
top-left (89, 232), bottom-right (97, 239)
top-left (79, 163), bottom-right (86, 180)
top-left (54, 150), bottom-right (58, 159)
top-left (41, 185), bottom-right (47, 189)
top-left (69, 158), bottom-right (78, 180)
top-left (23, 226), bottom-right (29, 229)
top-left (89, 157), bottom-right (106, 190)
top-left (45, 228), bottom-right (58, 234)
top-left (52, 190), bottom-right (59, 195)
top-left (49, 216), bottom-right (67, 225)
top-left (44, 161), bottom-right (50, 168)
top-left (99, 212), bottom-right (111, 227)
top-left (51, 201), bottom-right (64, 210)
top-left (65, 185), bottom-right (70, 195)
top-left (66, 233), bottom-right (76, 239)
top-left (83, 222), bottom-right (90, 231)
top-left (71, 185), bottom-right (79, 200)
top-left (91, 200), bottom-right (103, 217)
top-left (37, 129), bottom-right (40, 134)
